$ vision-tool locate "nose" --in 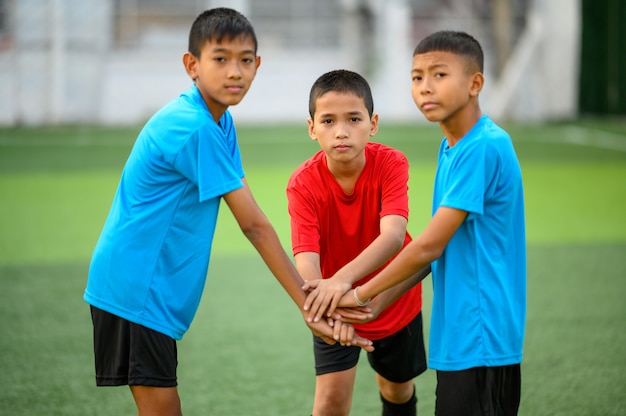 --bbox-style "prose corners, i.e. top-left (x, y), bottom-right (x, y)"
top-left (335, 122), bottom-right (348, 139)
top-left (420, 77), bottom-right (433, 95)
top-left (228, 61), bottom-right (242, 79)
